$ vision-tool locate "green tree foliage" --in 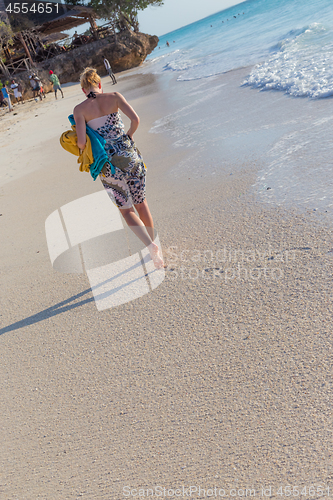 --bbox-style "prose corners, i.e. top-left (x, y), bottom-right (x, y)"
top-left (66, 0), bottom-right (163, 32)
top-left (0, 18), bottom-right (14, 59)
top-left (0, 19), bottom-right (14, 48)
